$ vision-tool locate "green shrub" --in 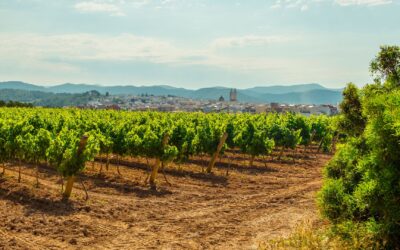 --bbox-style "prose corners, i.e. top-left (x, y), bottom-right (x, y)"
top-left (319, 88), bottom-right (400, 248)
